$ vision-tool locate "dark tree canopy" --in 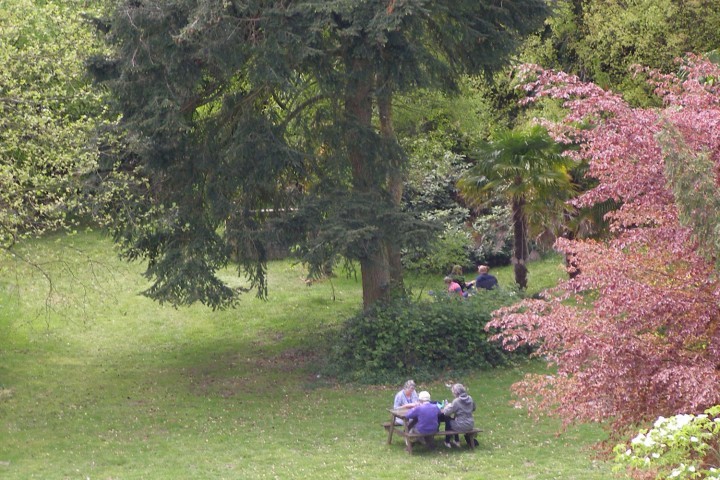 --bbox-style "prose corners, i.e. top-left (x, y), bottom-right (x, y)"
top-left (92, 0), bottom-right (549, 309)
